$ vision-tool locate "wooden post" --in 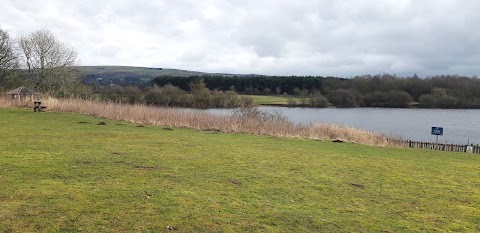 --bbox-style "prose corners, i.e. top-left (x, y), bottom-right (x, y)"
top-left (402, 140), bottom-right (480, 154)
